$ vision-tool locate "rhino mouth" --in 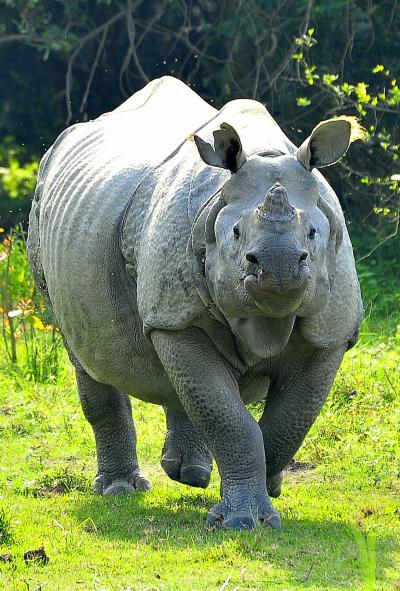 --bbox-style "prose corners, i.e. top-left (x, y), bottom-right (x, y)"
top-left (244, 263), bottom-right (310, 295)
top-left (242, 265), bottom-right (310, 317)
